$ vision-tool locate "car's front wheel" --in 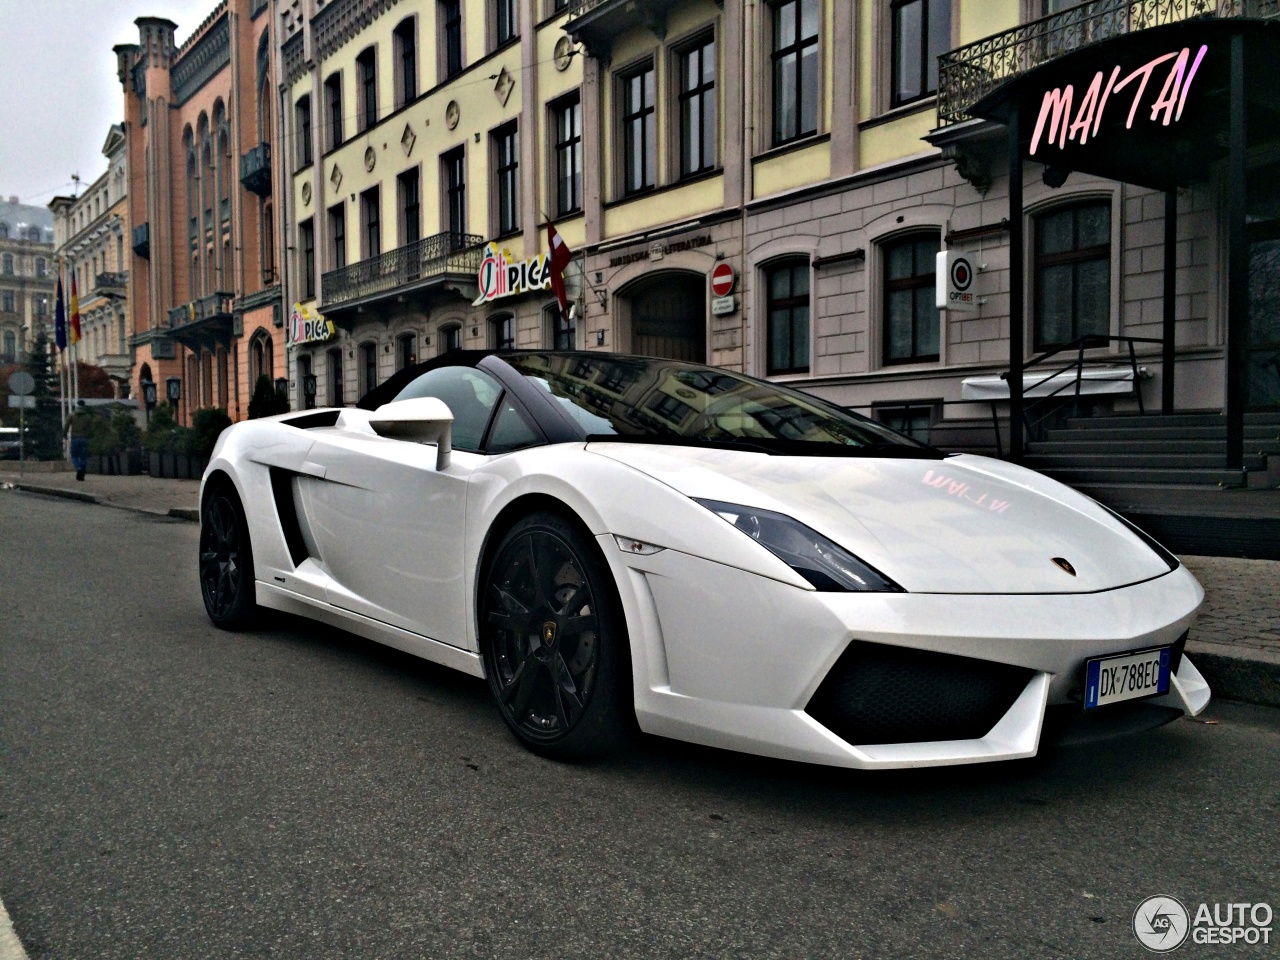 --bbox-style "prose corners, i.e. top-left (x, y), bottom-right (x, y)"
top-left (199, 480), bottom-right (257, 630)
top-left (480, 511), bottom-right (630, 760)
